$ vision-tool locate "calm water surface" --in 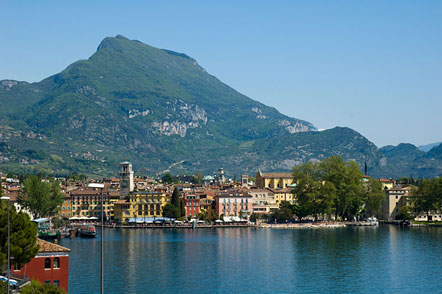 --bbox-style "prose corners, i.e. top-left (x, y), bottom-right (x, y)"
top-left (60, 225), bottom-right (442, 294)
